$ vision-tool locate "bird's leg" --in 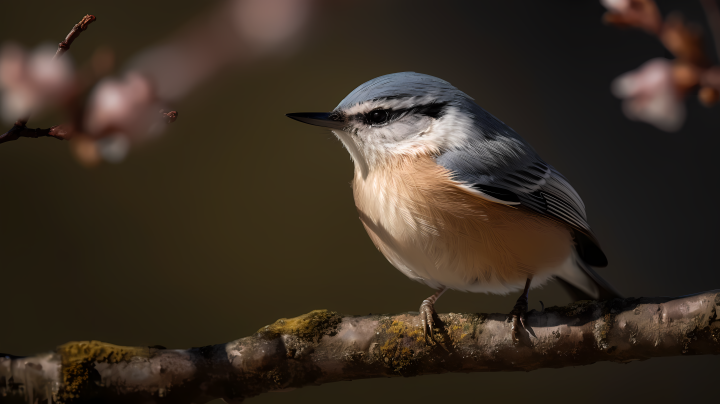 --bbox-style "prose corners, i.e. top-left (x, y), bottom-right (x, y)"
top-left (508, 277), bottom-right (532, 344)
top-left (420, 287), bottom-right (446, 342)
